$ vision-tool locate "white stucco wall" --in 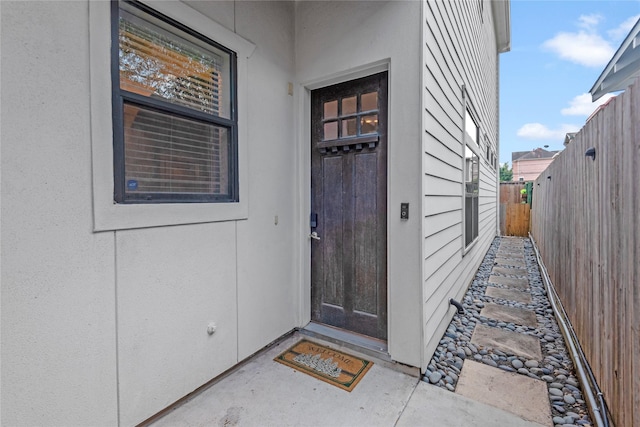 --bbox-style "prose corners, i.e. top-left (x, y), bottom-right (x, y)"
top-left (1, 2), bottom-right (118, 425)
top-left (295, 1), bottom-right (424, 368)
top-left (1, 1), bottom-right (298, 425)
top-left (233, 0), bottom-right (299, 361)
